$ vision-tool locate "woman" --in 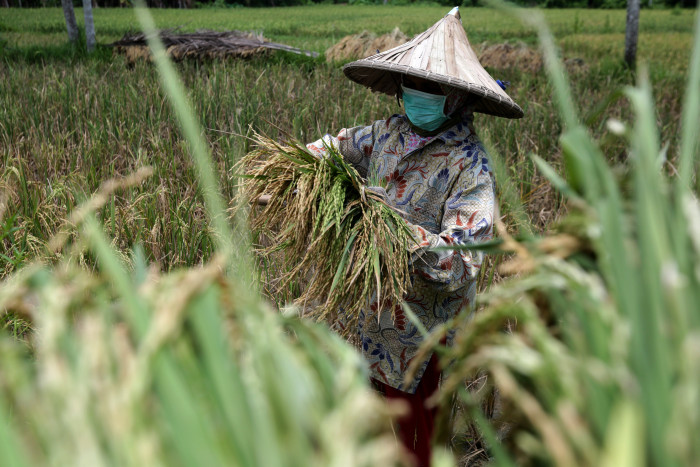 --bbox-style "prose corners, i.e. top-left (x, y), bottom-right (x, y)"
top-left (307, 8), bottom-right (523, 466)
